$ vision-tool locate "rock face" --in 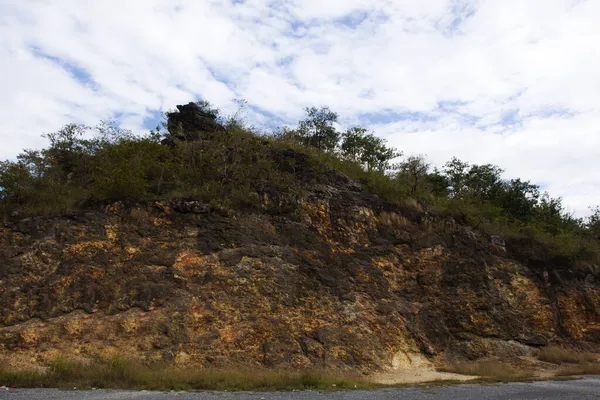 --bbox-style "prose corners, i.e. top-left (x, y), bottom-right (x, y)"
top-left (1, 160), bottom-right (599, 372)
top-left (490, 235), bottom-right (507, 252)
top-left (166, 102), bottom-right (225, 142)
